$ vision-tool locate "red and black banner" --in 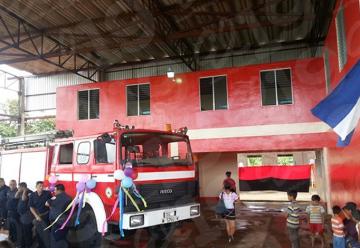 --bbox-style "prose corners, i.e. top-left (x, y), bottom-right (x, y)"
top-left (238, 165), bottom-right (311, 192)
